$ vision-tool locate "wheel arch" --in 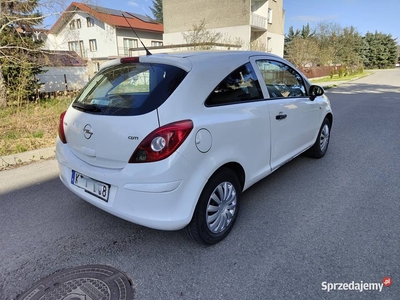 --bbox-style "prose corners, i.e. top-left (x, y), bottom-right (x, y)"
top-left (210, 162), bottom-right (246, 191)
top-left (325, 112), bottom-right (333, 127)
